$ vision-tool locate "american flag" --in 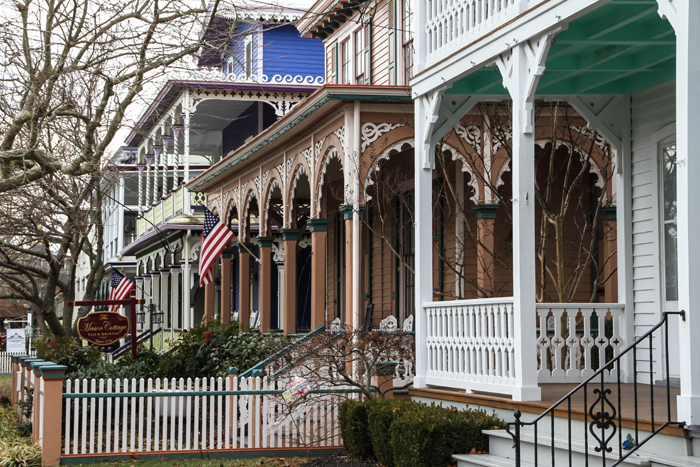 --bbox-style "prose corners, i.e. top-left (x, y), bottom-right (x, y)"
top-left (199, 207), bottom-right (235, 286)
top-left (108, 269), bottom-right (134, 312)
